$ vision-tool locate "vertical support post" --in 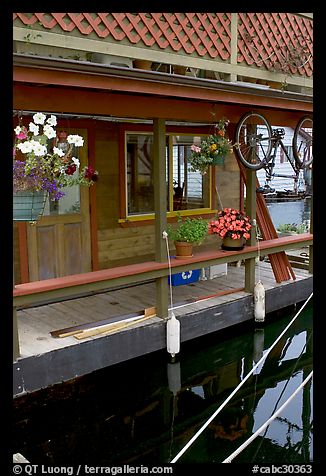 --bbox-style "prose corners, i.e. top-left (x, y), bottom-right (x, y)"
top-left (153, 118), bottom-right (168, 319)
top-left (245, 168), bottom-right (257, 292)
top-left (229, 13), bottom-right (238, 83)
